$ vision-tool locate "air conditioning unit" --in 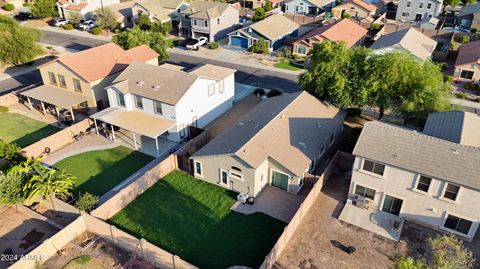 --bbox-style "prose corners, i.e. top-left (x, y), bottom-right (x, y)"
top-left (237, 193), bottom-right (248, 204)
